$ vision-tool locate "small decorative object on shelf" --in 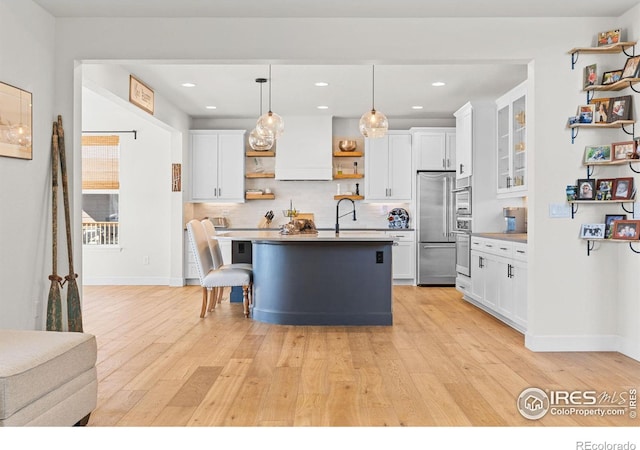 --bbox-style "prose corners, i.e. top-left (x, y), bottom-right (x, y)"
top-left (605, 214), bottom-right (627, 238)
top-left (583, 64), bottom-right (597, 89)
top-left (387, 208), bottom-right (409, 229)
top-left (338, 140), bottom-right (357, 152)
top-left (577, 105), bottom-right (595, 123)
top-left (596, 178), bottom-right (615, 200)
top-left (609, 95), bottom-right (633, 122)
top-left (612, 177), bottom-right (634, 200)
top-left (612, 141), bottom-right (636, 161)
top-left (566, 185), bottom-right (577, 201)
top-left (598, 29), bottom-right (622, 46)
top-left (601, 70), bottom-right (623, 85)
top-left (621, 55), bottom-right (640, 79)
top-left (583, 144), bottom-right (612, 164)
top-left (579, 223), bottom-right (605, 239)
top-left (577, 178), bottom-right (596, 200)
top-left (610, 219), bottom-right (640, 240)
